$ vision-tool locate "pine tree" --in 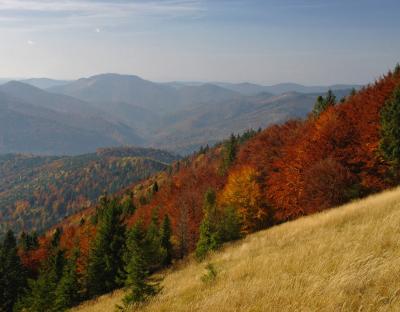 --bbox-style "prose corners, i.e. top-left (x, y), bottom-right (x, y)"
top-left (220, 134), bottom-right (238, 174)
top-left (395, 63), bottom-right (400, 76)
top-left (17, 231), bottom-right (66, 312)
top-left (0, 230), bottom-right (26, 312)
top-left (122, 191), bottom-right (136, 217)
top-left (160, 215), bottom-right (173, 266)
top-left (122, 221), bottom-right (157, 307)
top-left (312, 90), bottom-right (336, 117)
top-left (54, 249), bottom-right (81, 311)
top-left (86, 198), bottom-right (126, 297)
top-left (312, 95), bottom-right (325, 116)
top-left (196, 218), bottom-right (220, 261)
top-left (221, 206), bottom-right (242, 242)
top-left (19, 271), bottom-right (58, 312)
top-left (325, 89), bottom-right (336, 106)
top-left (152, 182), bottom-right (159, 194)
top-left (380, 86), bottom-right (400, 167)
top-left (145, 209), bottom-right (165, 272)
top-left (196, 190), bottom-right (222, 260)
